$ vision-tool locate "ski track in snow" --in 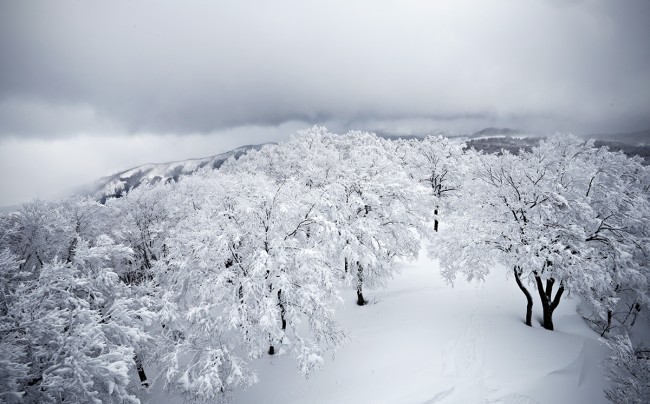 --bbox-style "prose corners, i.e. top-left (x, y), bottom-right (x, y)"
top-left (441, 313), bottom-right (490, 402)
top-left (421, 387), bottom-right (455, 403)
